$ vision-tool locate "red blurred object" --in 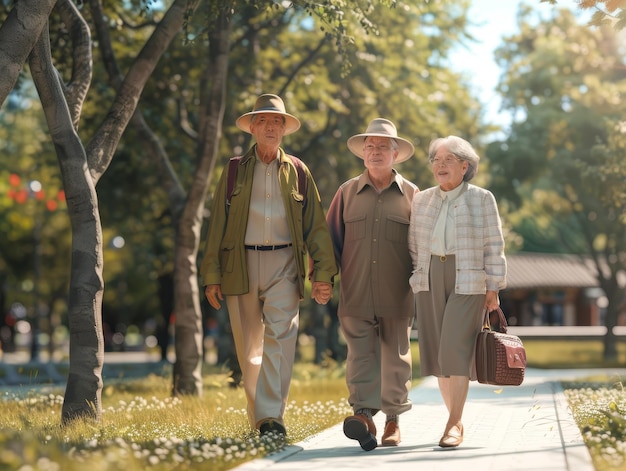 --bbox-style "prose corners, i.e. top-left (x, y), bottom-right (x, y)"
top-left (15, 189), bottom-right (28, 204)
top-left (57, 190), bottom-right (65, 201)
top-left (35, 189), bottom-right (45, 200)
top-left (46, 200), bottom-right (58, 211)
top-left (9, 173), bottom-right (20, 187)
